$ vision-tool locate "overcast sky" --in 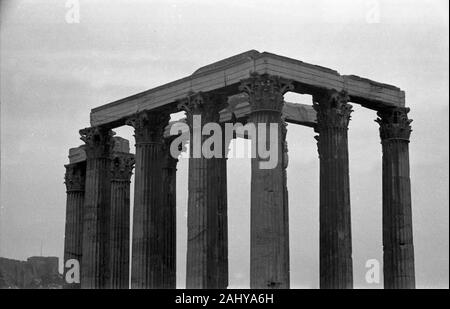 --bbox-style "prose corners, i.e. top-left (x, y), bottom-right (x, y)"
top-left (0, 0), bottom-right (448, 288)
